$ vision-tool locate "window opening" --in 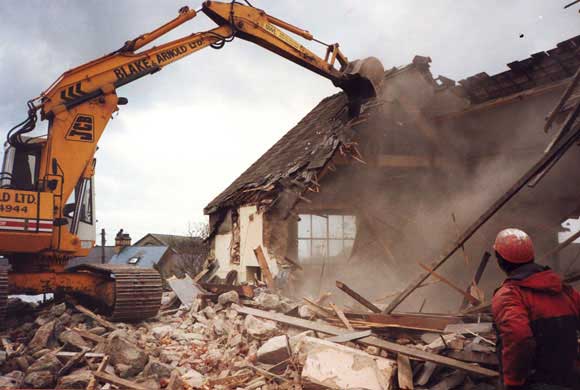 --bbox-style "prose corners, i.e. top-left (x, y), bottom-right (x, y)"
top-left (298, 214), bottom-right (356, 264)
top-left (128, 256), bottom-right (141, 264)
